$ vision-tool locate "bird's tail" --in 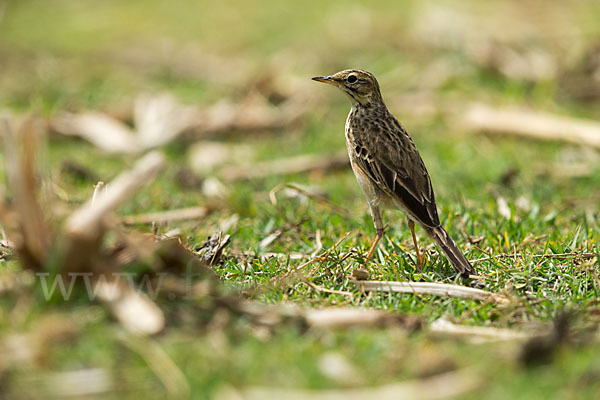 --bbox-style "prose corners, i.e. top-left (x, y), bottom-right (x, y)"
top-left (425, 225), bottom-right (475, 277)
